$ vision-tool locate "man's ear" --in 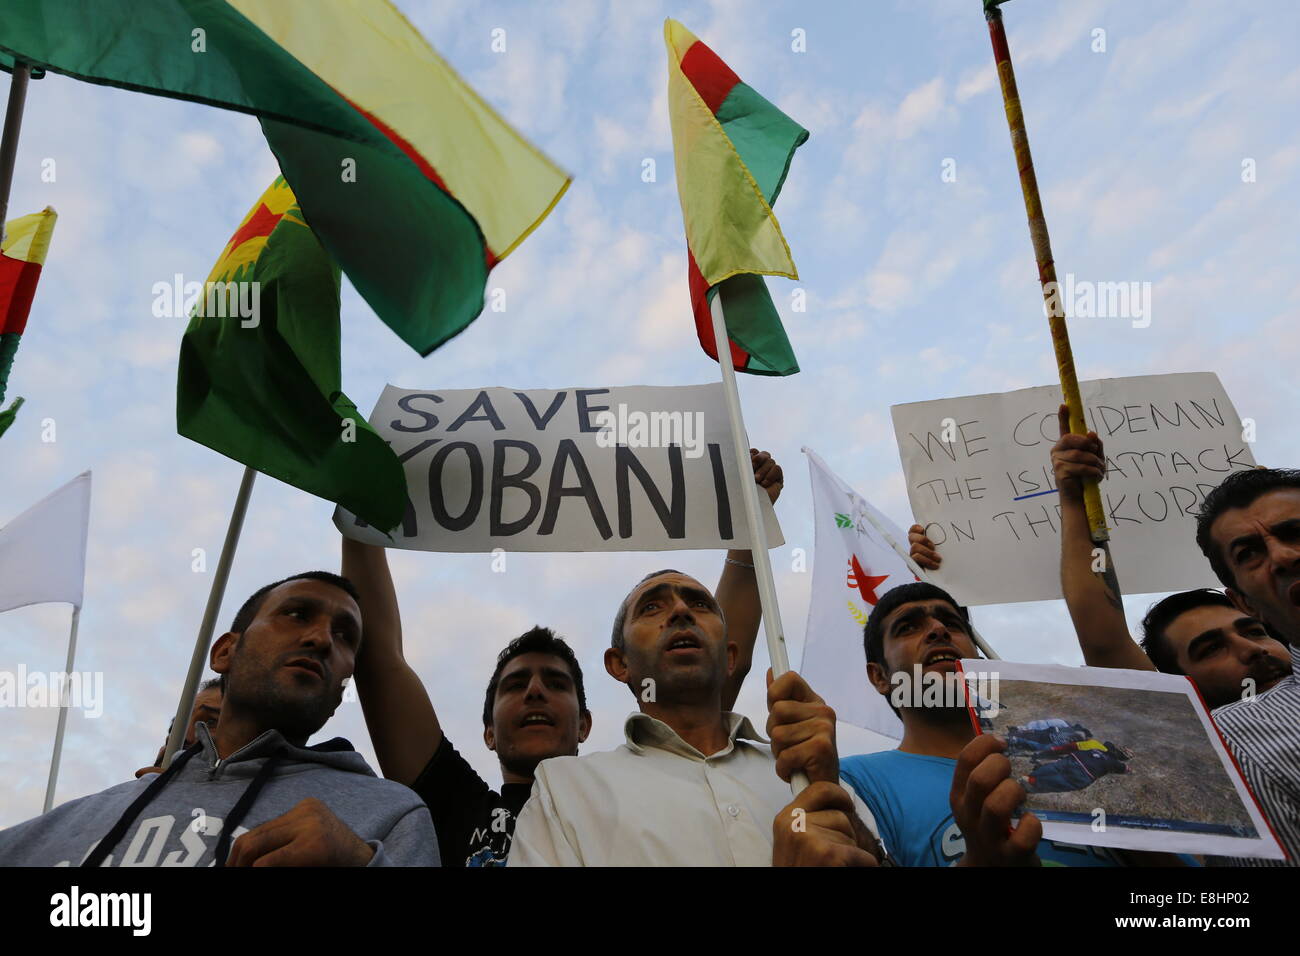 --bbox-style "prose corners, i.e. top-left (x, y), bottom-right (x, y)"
top-left (484, 724), bottom-right (497, 753)
top-left (725, 640), bottom-right (738, 676)
top-left (1226, 586), bottom-right (1258, 618)
top-left (604, 646), bottom-right (629, 685)
top-left (210, 631), bottom-right (239, 678)
top-left (578, 711), bottom-right (593, 744)
top-left (867, 661), bottom-right (892, 698)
